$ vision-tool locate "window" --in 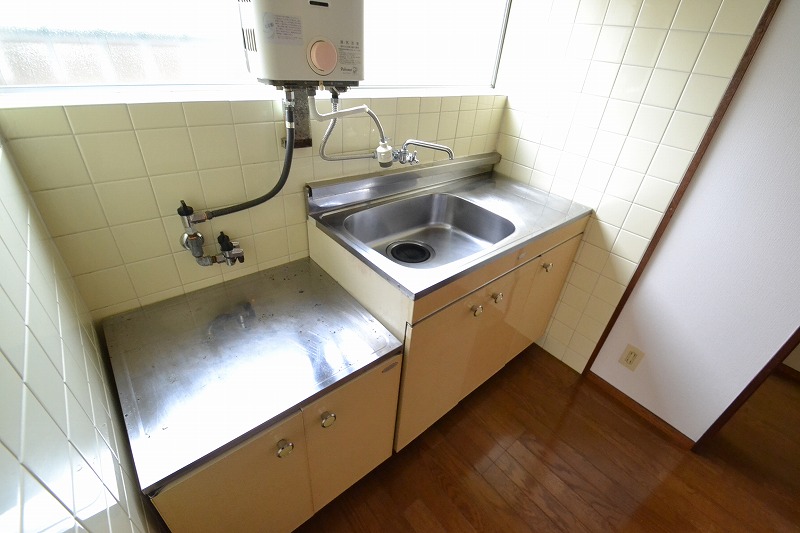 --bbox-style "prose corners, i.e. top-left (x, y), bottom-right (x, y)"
top-left (0, 0), bottom-right (248, 86)
top-left (362, 0), bottom-right (508, 87)
top-left (0, 0), bottom-right (508, 88)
